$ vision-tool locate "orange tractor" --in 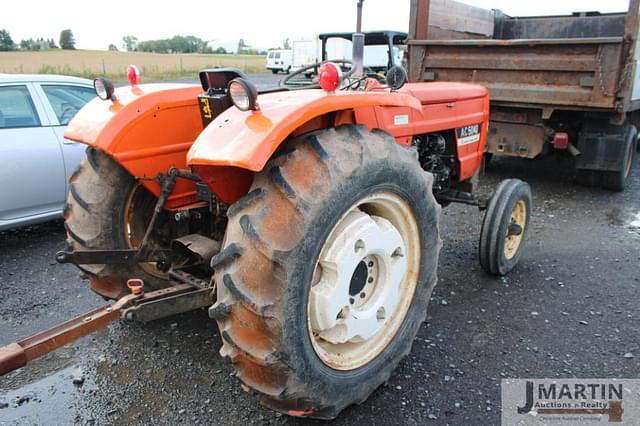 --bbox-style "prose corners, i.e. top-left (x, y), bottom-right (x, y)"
top-left (0, 4), bottom-right (532, 419)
